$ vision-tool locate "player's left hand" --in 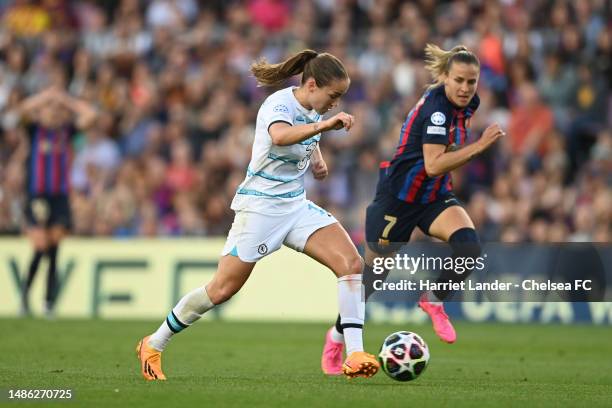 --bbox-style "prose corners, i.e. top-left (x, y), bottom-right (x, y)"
top-left (311, 159), bottom-right (328, 180)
